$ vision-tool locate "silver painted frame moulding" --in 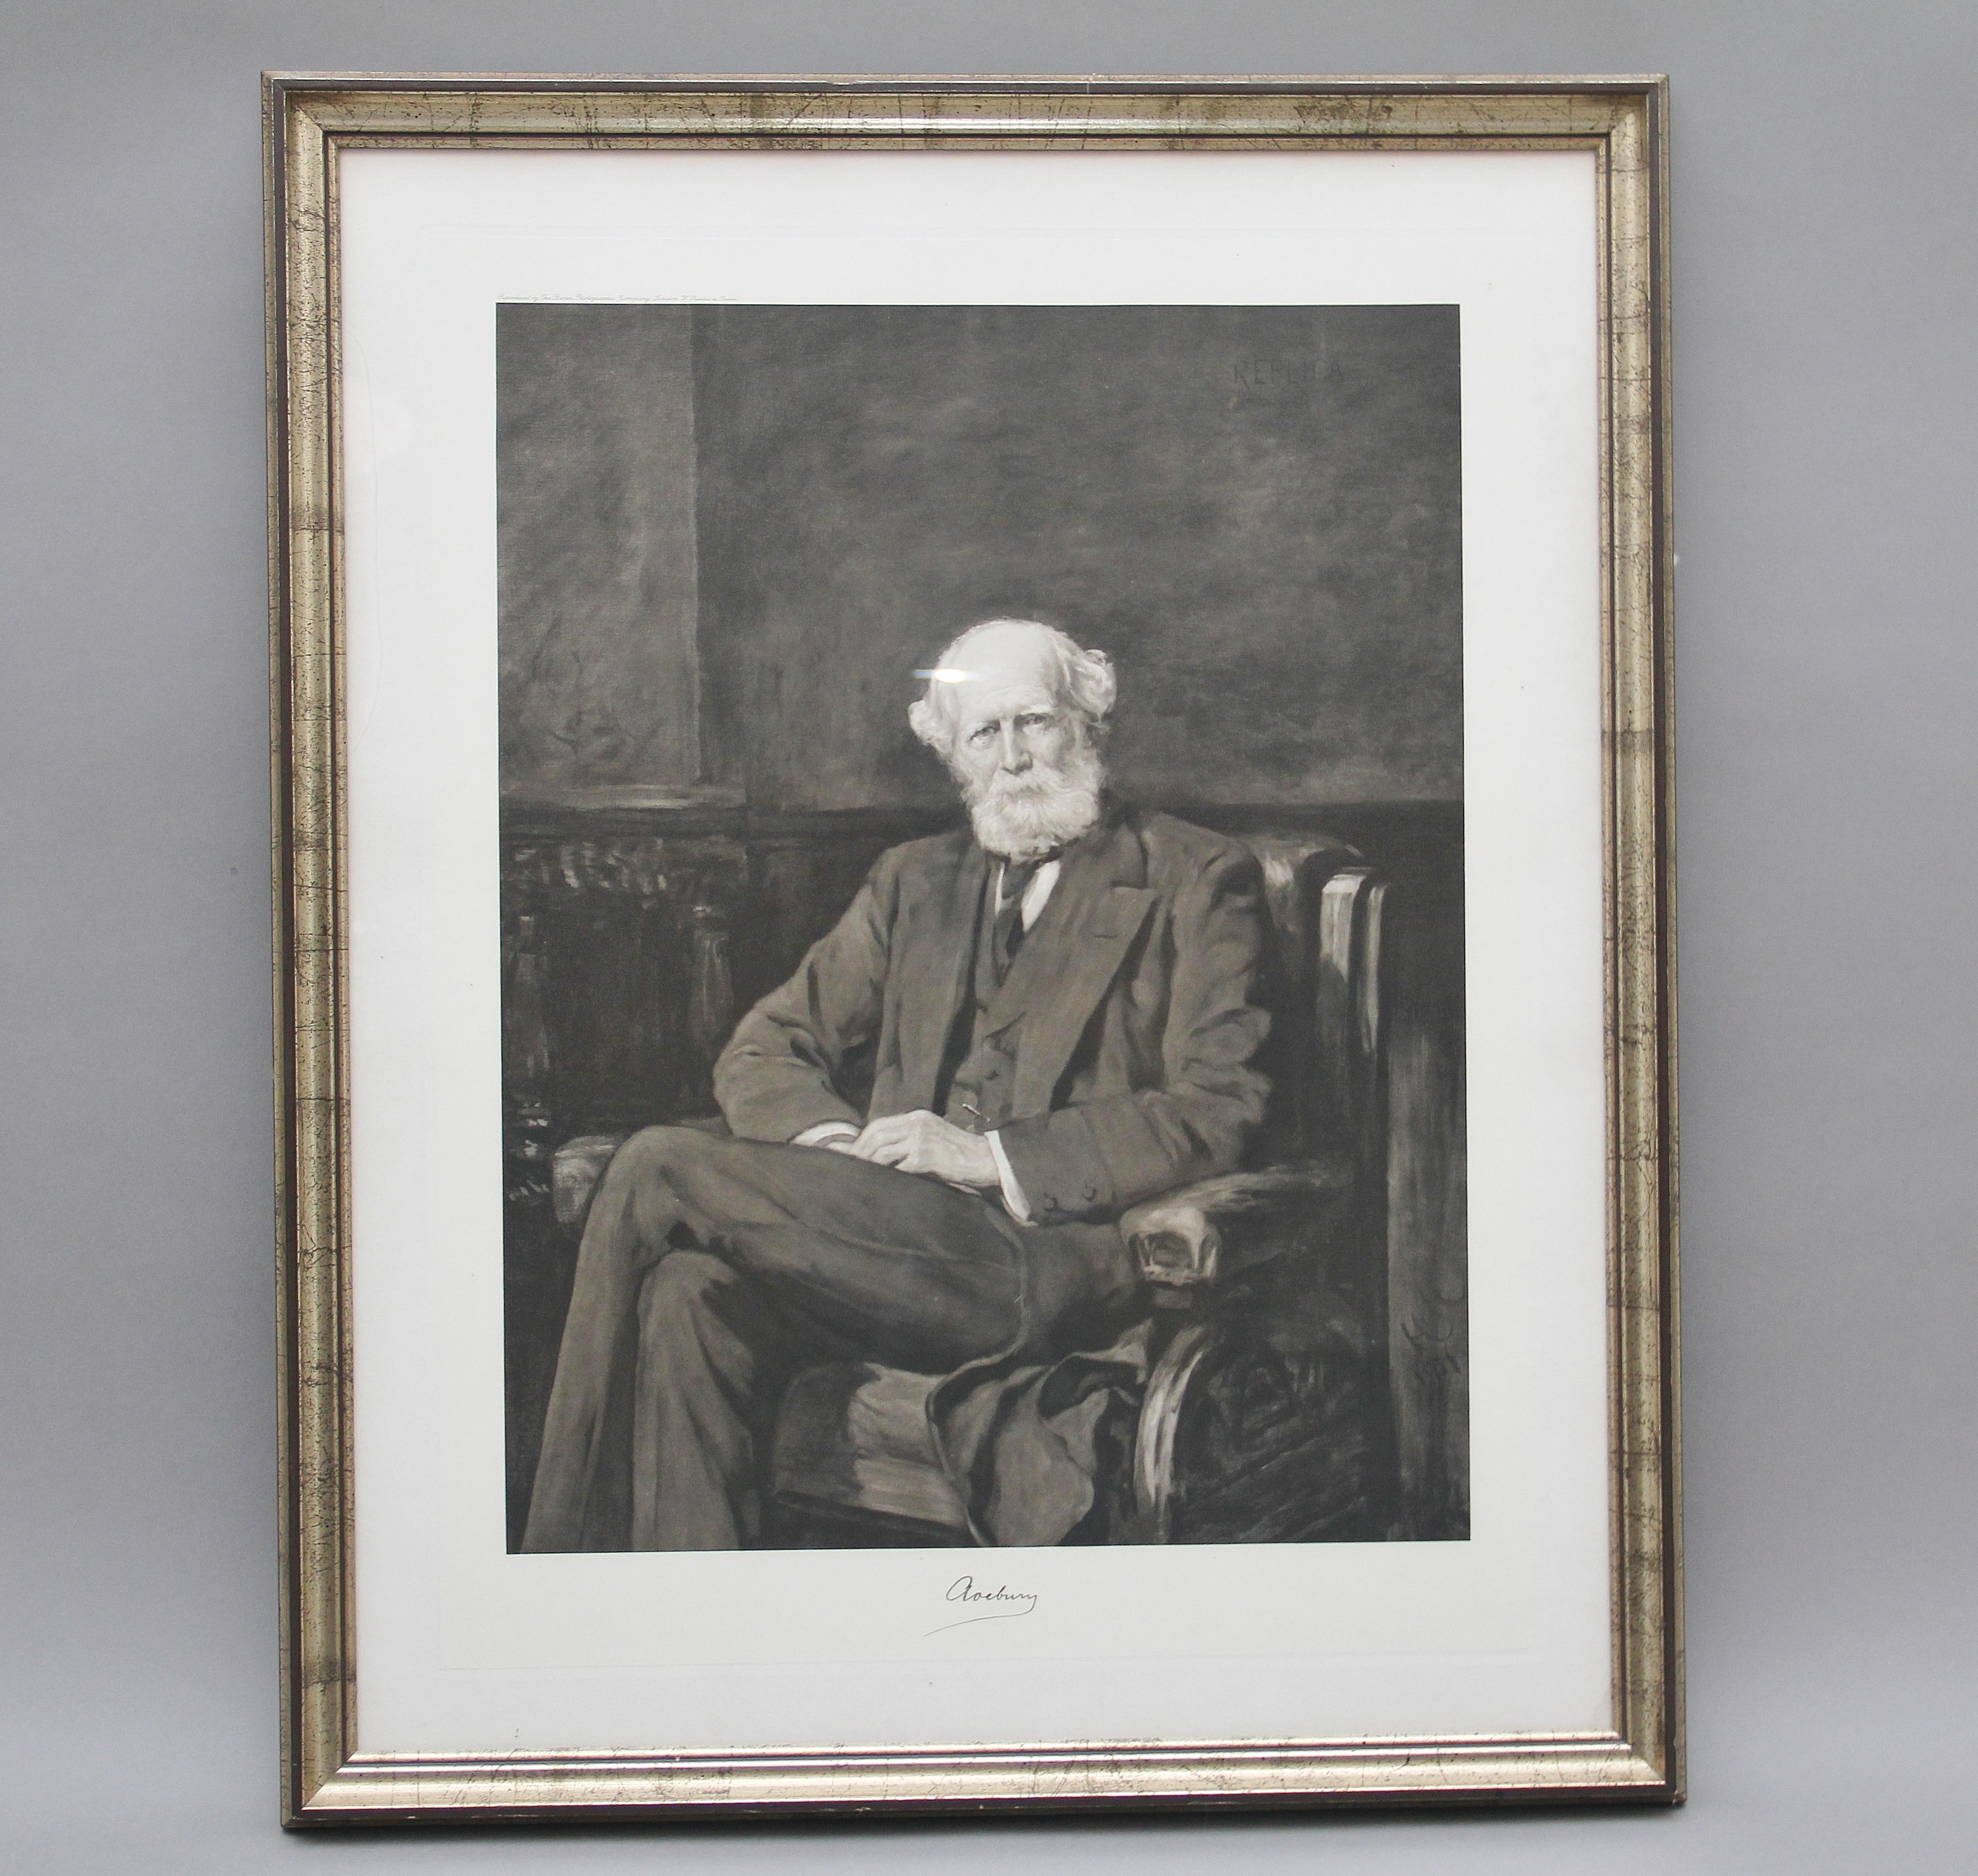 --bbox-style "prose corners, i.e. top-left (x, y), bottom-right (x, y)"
top-left (265, 72), bottom-right (1678, 1827)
